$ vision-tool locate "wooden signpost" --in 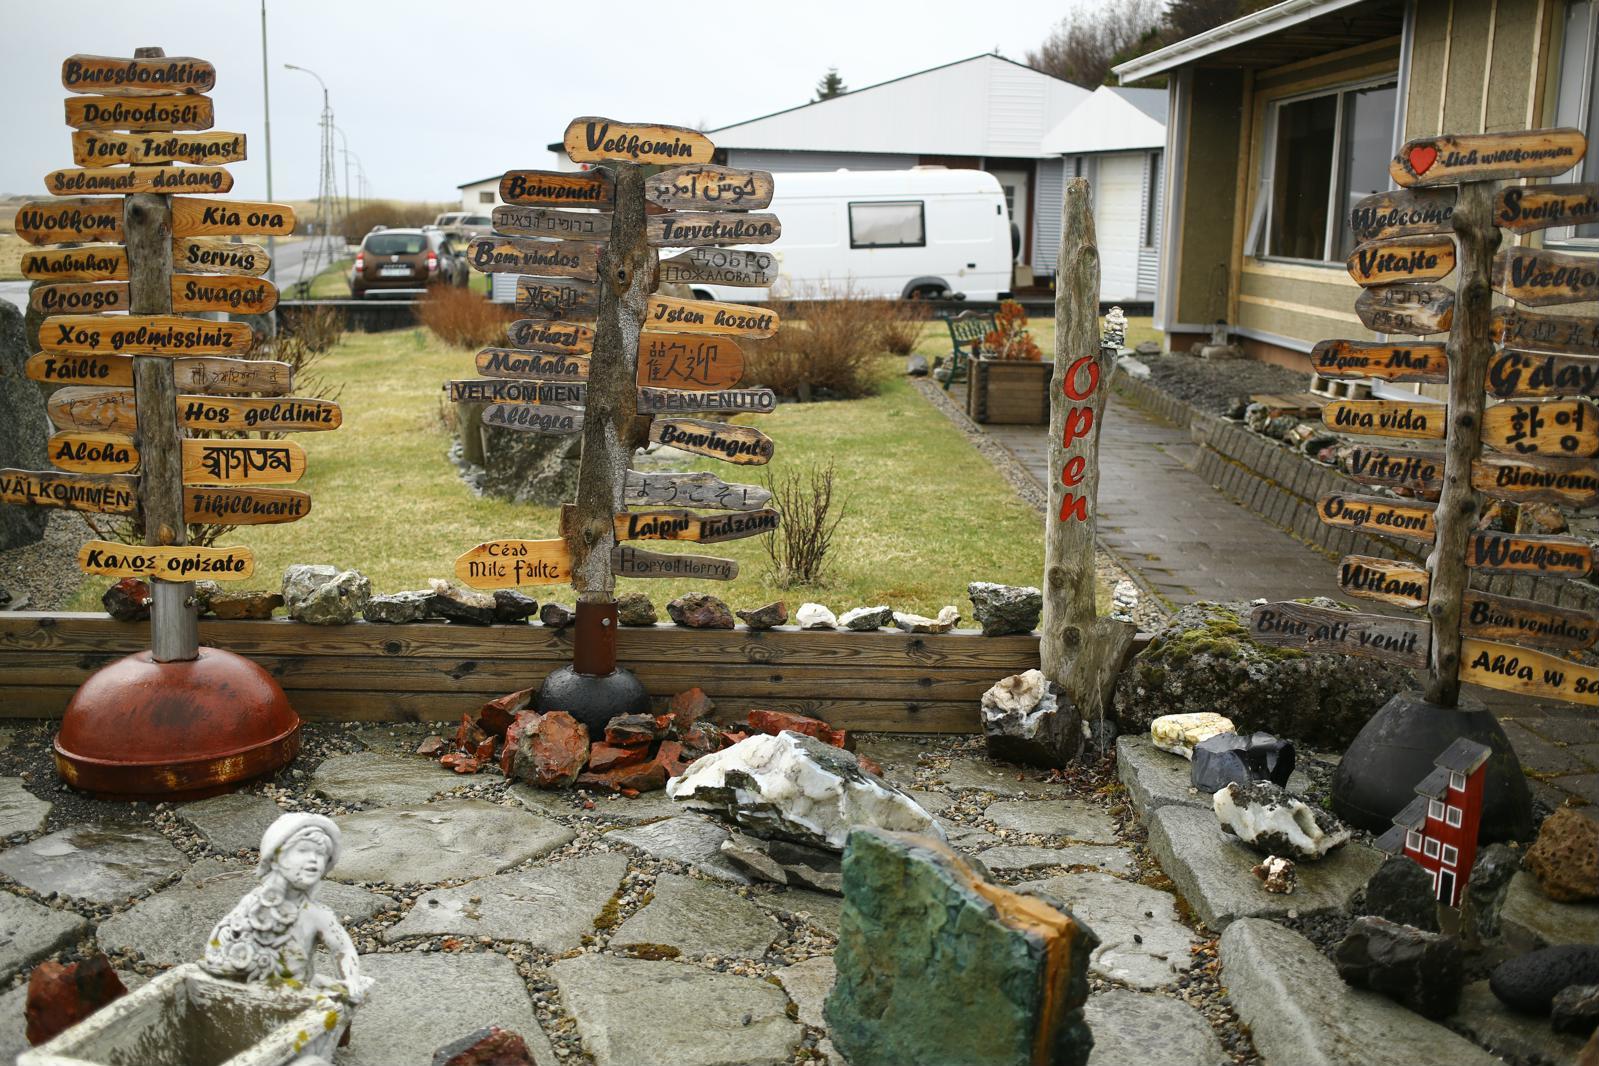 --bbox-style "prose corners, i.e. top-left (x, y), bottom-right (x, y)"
top-left (644, 295), bottom-right (779, 337)
top-left (1338, 555), bottom-right (1431, 609)
top-left (1491, 247), bottom-right (1599, 306)
top-left (28, 352), bottom-right (293, 394)
top-left (45, 165), bottom-right (232, 195)
top-left (645, 166), bottom-right (775, 210)
top-left (454, 539), bottom-right (573, 589)
top-left (173, 237), bottom-right (269, 276)
top-left (48, 431), bottom-right (139, 473)
top-left (1493, 183), bottom-right (1599, 232)
top-left (645, 213), bottom-right (781, 247)
top-left (1458, 637), bottom-right (1598, 702)
top-left (491, 205), bottom-right (612, 241)
top-left (1481, 399), bottom-right (1598, 456)
top-left (1322, 398), bottom-right (1446, 439)
top-left (1345, 235), bottom-right (1456, 286)
top-left (1316, 492), bottom-right (1437, 541)
top-left (499, 170), bottom-right (614, 208)
top-left (14, 198), bottom-right (124, 244)
top-left (64, 94), bottom-right (213, 131)
top-left (181, 439), bottom-right (307, 485)
top-left (1462, 590), bottom-right (1598, 652)
top-left (463, 237), bottom-right (601, 278)
top-left (613, 507), bottom-right (782, 543)
top-left (169, 197), bottom-right (294, 237)
top-left (1487, 349), bottom-right (1599, 398)
top-left (506, 319), bottom-right (596, 355)
top-left (40, 313), bottom-right (254, 355)
top-left (481, 402), bottom-right (585, 434)
top-left (1354, 283), bottom-right (1455, 334)
top-left (563, 116), bottom-right (715, 165)
top-left (72, 130), bottom-right (244, 167)
top-left (515, 275), bottom-right (599, 319)
top-left (1389, 128), bottom-right (1587, 186)
top-left (1311, 340), bottom-right (1449, 383)
top-left (1349, 187), bottom-right (1457, 243)
top-left (658, 248), bottom-right (778, 288)
top-left (76, 540), bottom-right (253, 581)
top-left (1248, 601), bottom-right (1430, 670)
top-left (21, 245), bottom-right (128, 280)
top-left (1491, 307), bottom-right (1599, 355)
top-left (1339, 445), bottom-right (1445, 497)
top-left (648, 418), bottom-right (775, 463)
top-left (1470, 454), bottom-right (1599, 508)
top-left (638, 334), bottom-right (744, 388)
